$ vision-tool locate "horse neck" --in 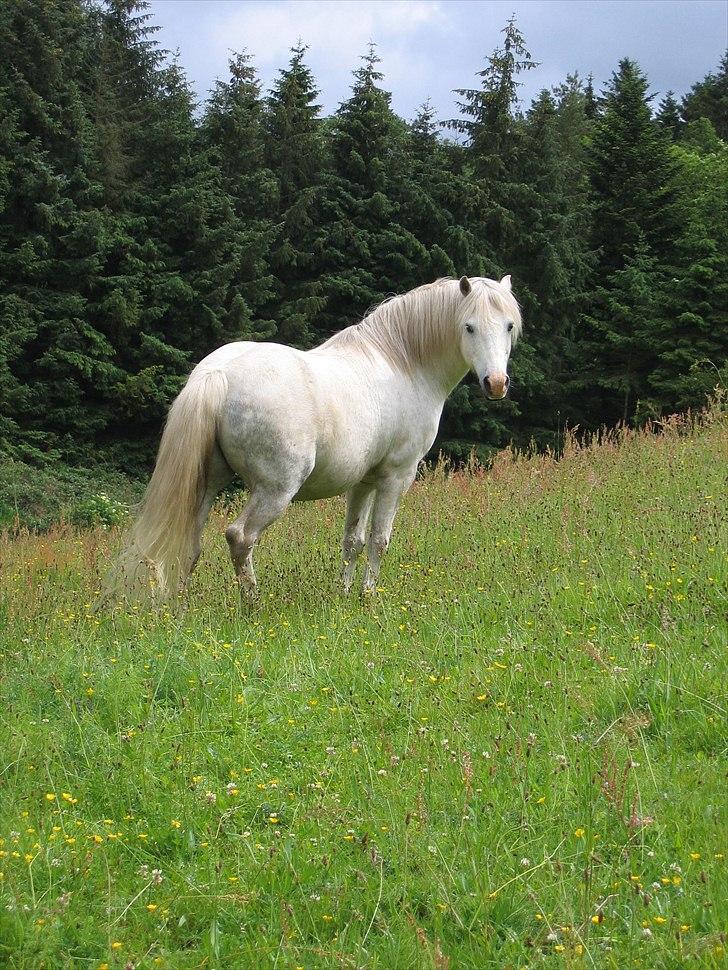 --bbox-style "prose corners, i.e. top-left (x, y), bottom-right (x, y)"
top-left (426, 351), bottom-right (469, 399)
top-left (410, 294), bottom-right (468, 398)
